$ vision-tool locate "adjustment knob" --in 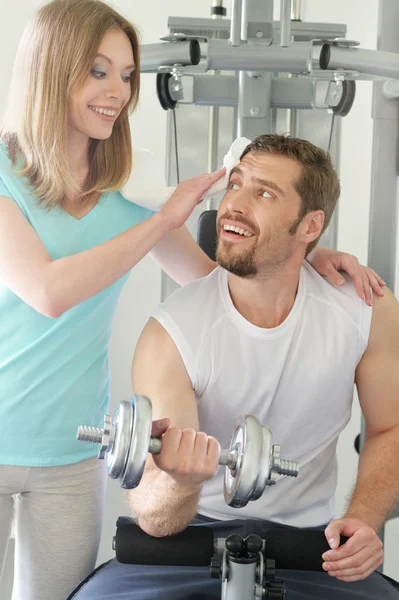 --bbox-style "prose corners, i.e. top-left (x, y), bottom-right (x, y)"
top-left (225, 534), bottom-right (245, 557)
top-left (245, 534), bottom-right (262, 556)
